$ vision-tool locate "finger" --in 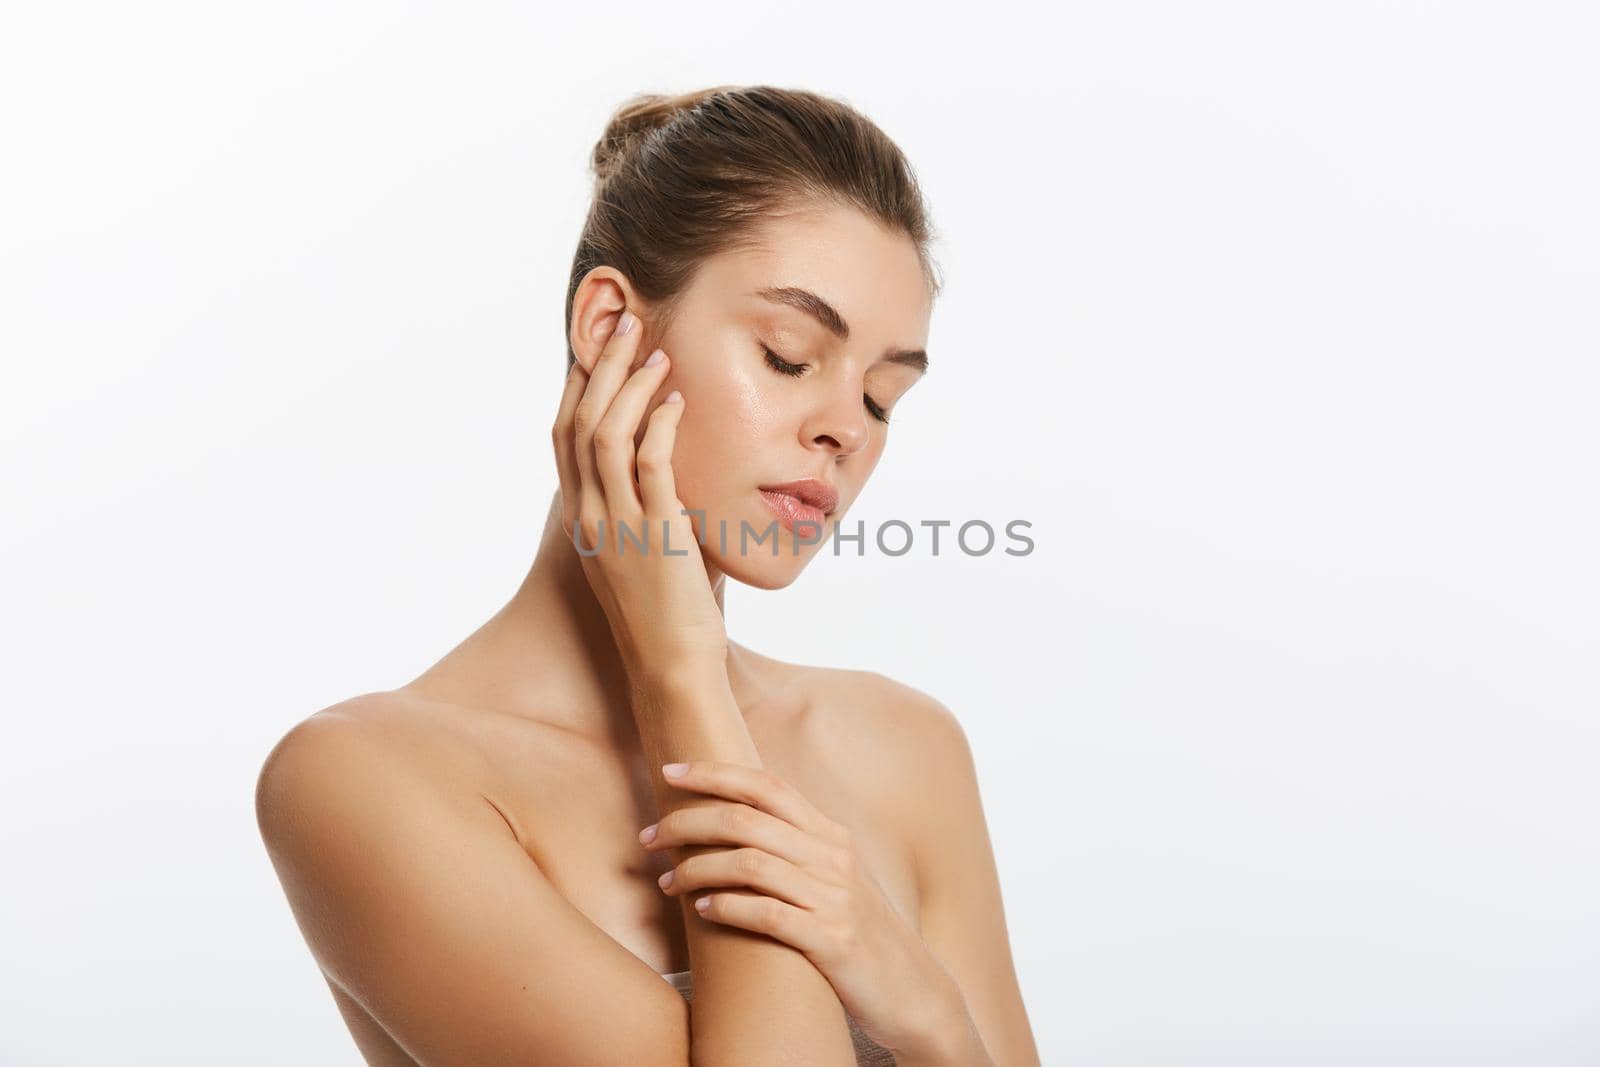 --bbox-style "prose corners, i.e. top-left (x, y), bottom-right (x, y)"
top-left (574, 310), bottom-right (646, 518)
top-left (660, 761), bottom-right (838, 838)
top-left (550, 361), bottom-right (590, 533)
top-left (636, 389), bottom-right (686, 517)
top-left (593, 347), bottom-right (671, 520)
top-left (662, 848), bottom-right (830, 912)
top-left (641, 801), bottom-right (832, 873)
top-left (691, 891), bottom-right (825, 955)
